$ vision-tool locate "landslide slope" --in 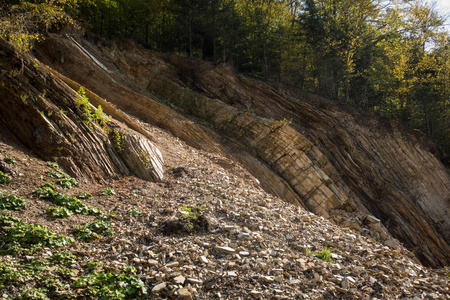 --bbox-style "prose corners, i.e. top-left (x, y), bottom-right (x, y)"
top-left (31, 34), bottom-right (450, 268)
top-left (0, 35), bottom-right (449, 299)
